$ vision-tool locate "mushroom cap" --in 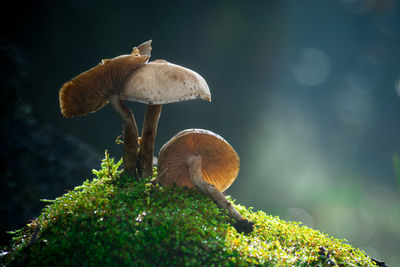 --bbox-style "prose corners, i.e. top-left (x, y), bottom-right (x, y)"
top-left (59, 43), bottom-right (150, 118)
top-left (158, 129), bottom-right (239, 192)
top-left (121, 60), bottom-right (211, 105)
